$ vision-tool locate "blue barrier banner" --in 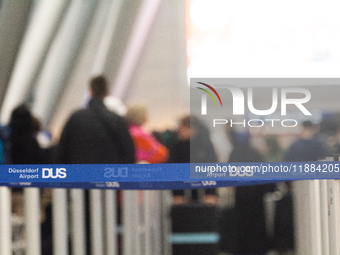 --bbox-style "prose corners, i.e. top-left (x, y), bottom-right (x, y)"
top-left (0, 162), bottom-right (339, 189)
